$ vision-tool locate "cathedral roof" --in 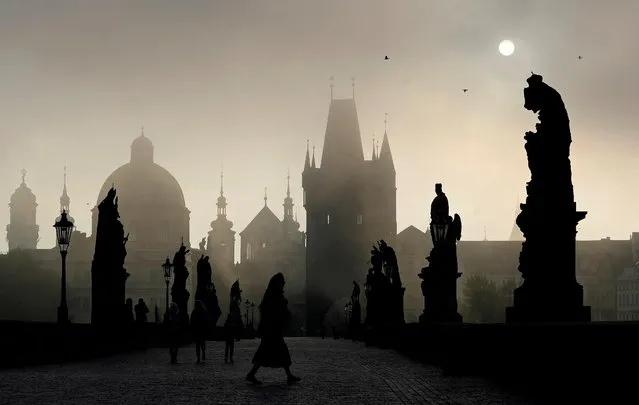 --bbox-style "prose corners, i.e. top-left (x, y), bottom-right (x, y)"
top-left (240, 205), bottom-right (281, 237)
top-left (95, 134), bottom-right (186, 208)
